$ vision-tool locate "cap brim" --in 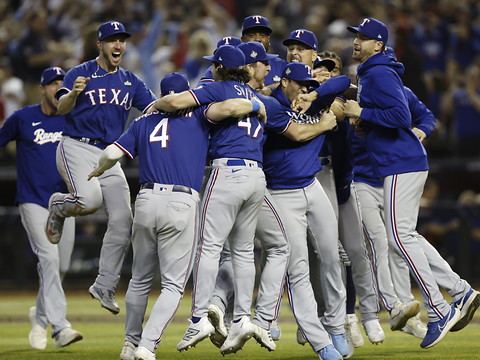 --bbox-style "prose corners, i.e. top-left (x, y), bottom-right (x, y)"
top-left (203, 55), bottom-right (216, 62)
top-left (282, 39), bottom-right (314, 50)
top-left (242, 26), bottom-right (272, 36)
top-left (314, 59), bottom-right (336, 72)
top-left (346, 26), bottom-right (359, 34)
top-left (265, 54), bottom-right (279, 60)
